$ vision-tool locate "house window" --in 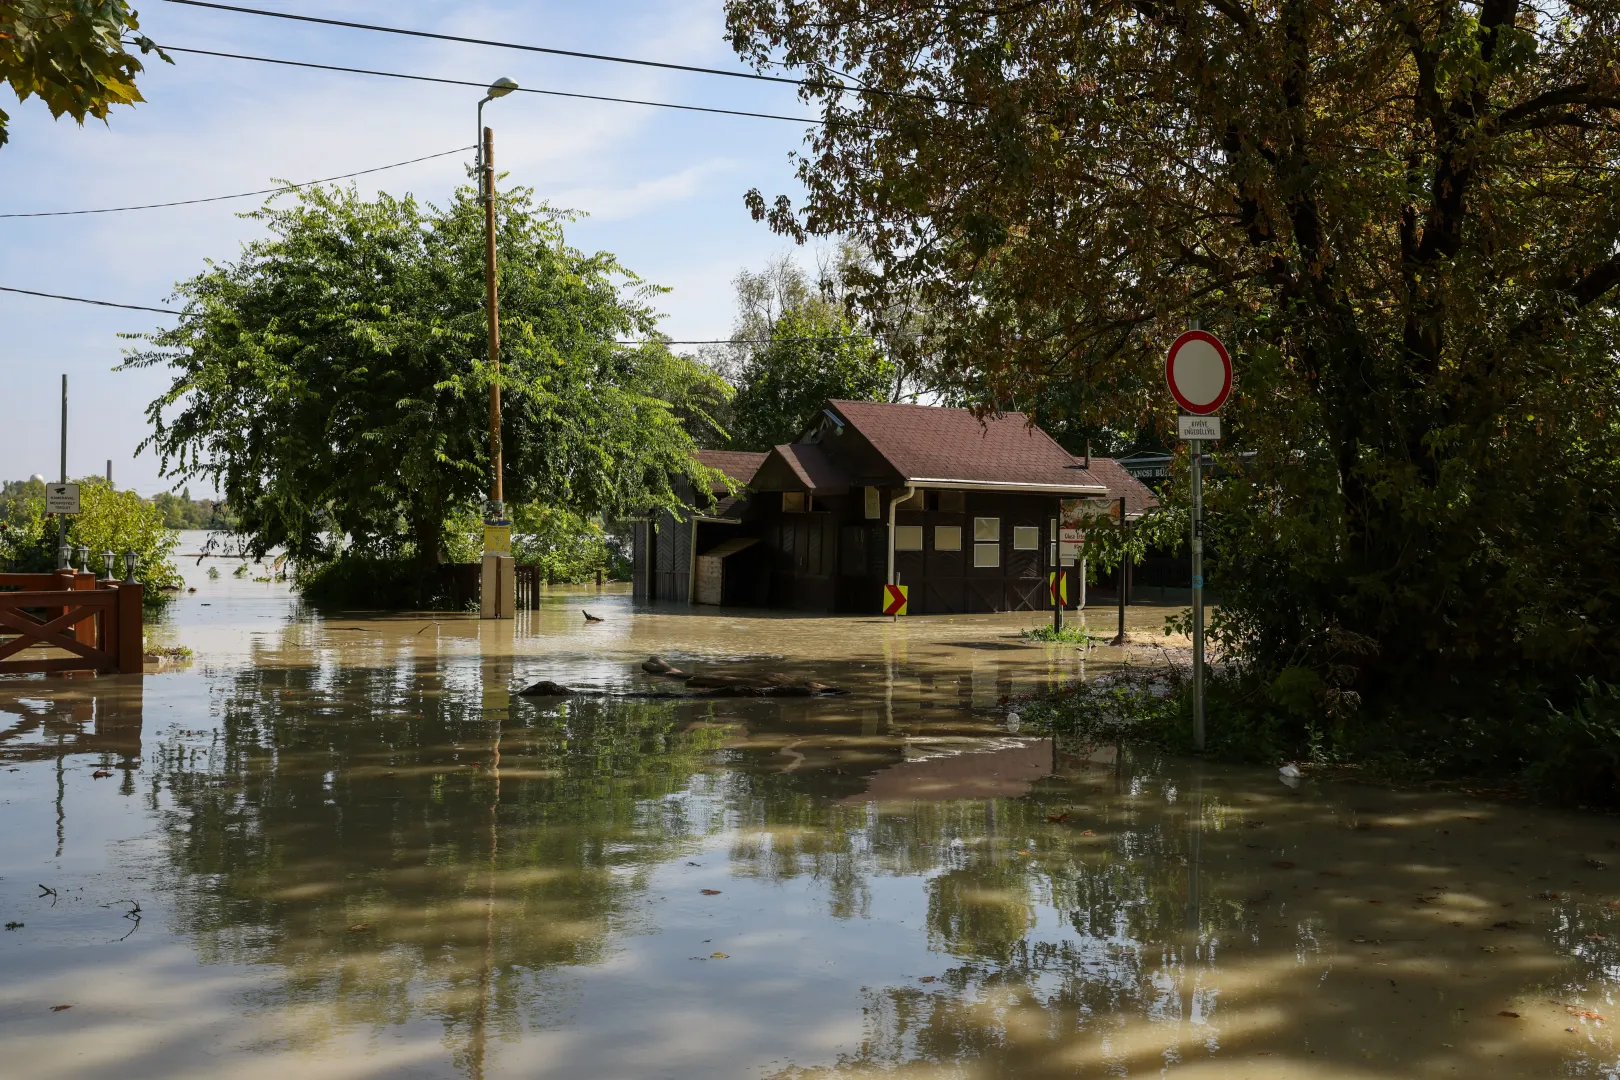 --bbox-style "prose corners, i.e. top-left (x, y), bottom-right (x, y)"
top-left (937, 490), bottom-right (965, 513)
top-left (1049, 518), bottom-right (1058, 564)
top-left (897, 488), bottom-right (925, 510)
top-left (894, 525), bottom-right (924, 551)
top-left (864, 486), bottom-right (881, 519)
top-left (973, 517), bottom-right (1000, 541)
top-left (783, 492), bottom-right (806, 513)
top-left (934, 526), bottom-right (962, 551)
top-left (973, 543), bottom-right (1001, 568)
top-left (1013, 526), bottom-right (1039, 551)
